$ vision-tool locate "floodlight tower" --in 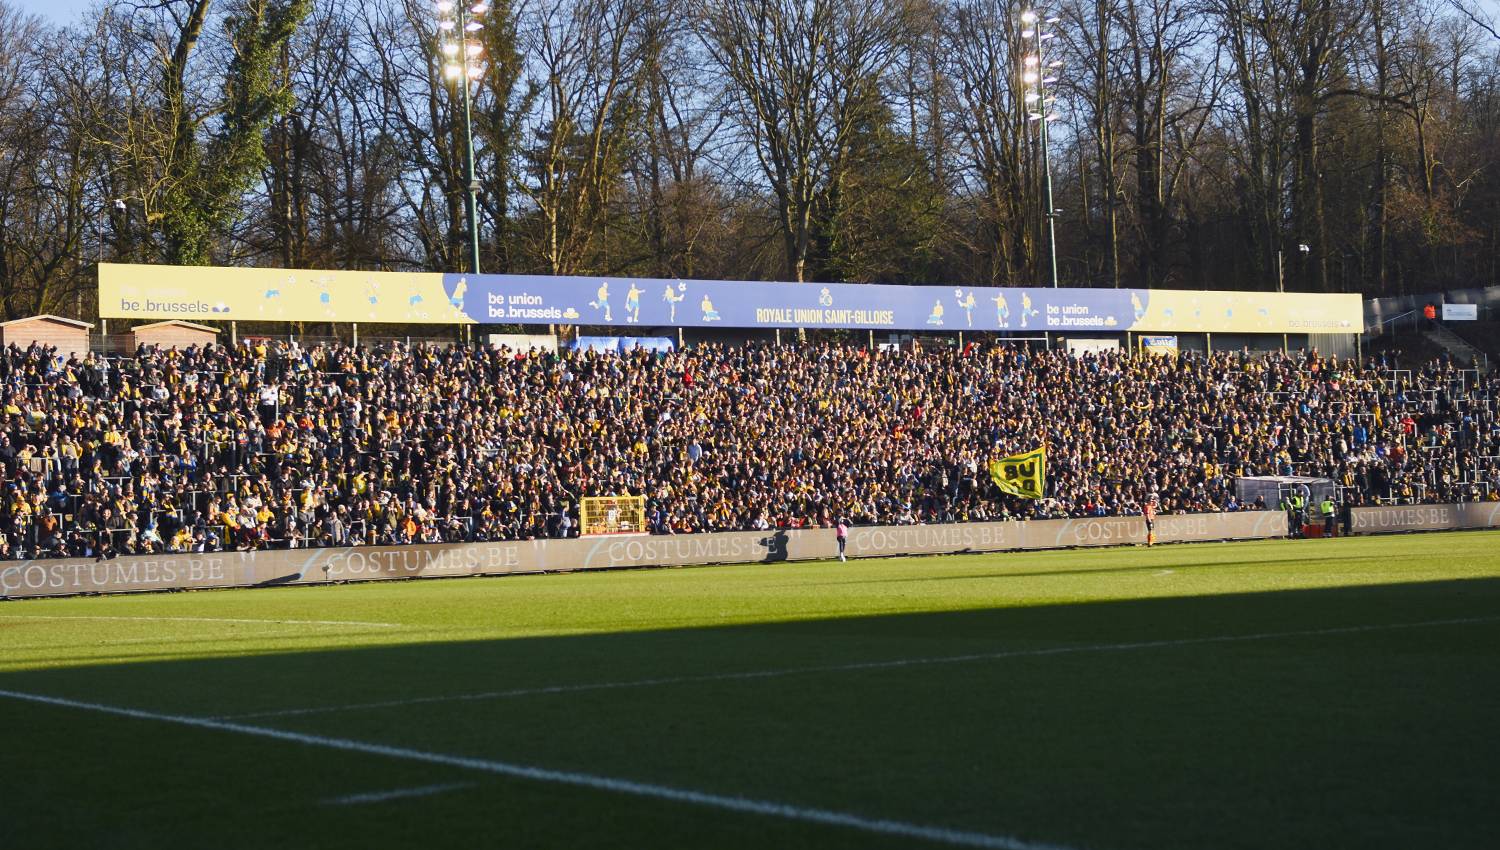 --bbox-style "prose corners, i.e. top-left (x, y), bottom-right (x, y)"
top-left (436, 1), bottom-right (487, 275)
top-left (1020, 9), bottom-right (1062, 289)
